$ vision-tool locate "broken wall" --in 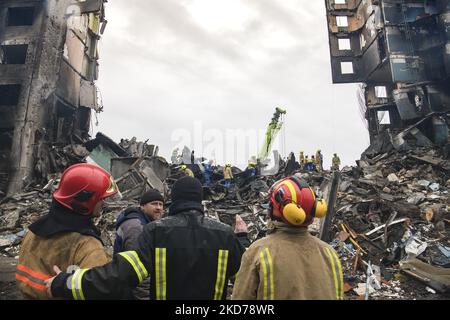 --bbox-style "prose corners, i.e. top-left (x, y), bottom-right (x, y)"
top-left (325, 0), bottom-right (450, 146)
top-left (0, 0), bottom-right (107, 196)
